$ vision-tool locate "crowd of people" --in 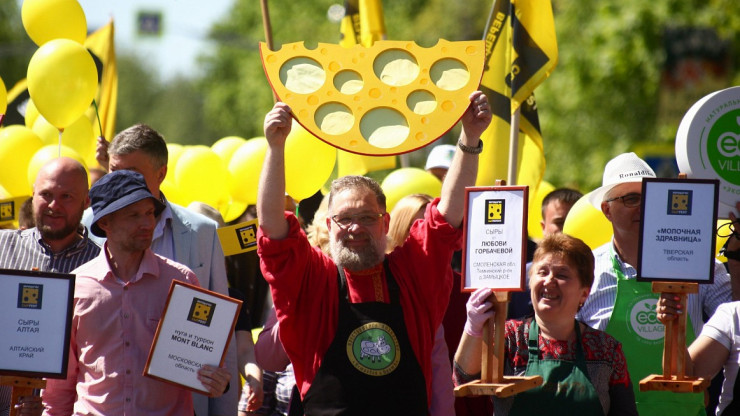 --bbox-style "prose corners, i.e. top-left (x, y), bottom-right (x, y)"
top-left (2, 89), bottom-right (740, 416)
